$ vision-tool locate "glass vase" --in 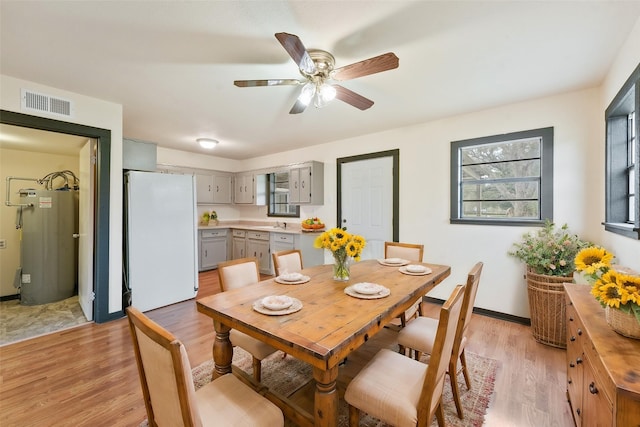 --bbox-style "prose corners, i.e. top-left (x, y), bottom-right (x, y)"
top-left (333, 253), bottom-right (351, 282)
